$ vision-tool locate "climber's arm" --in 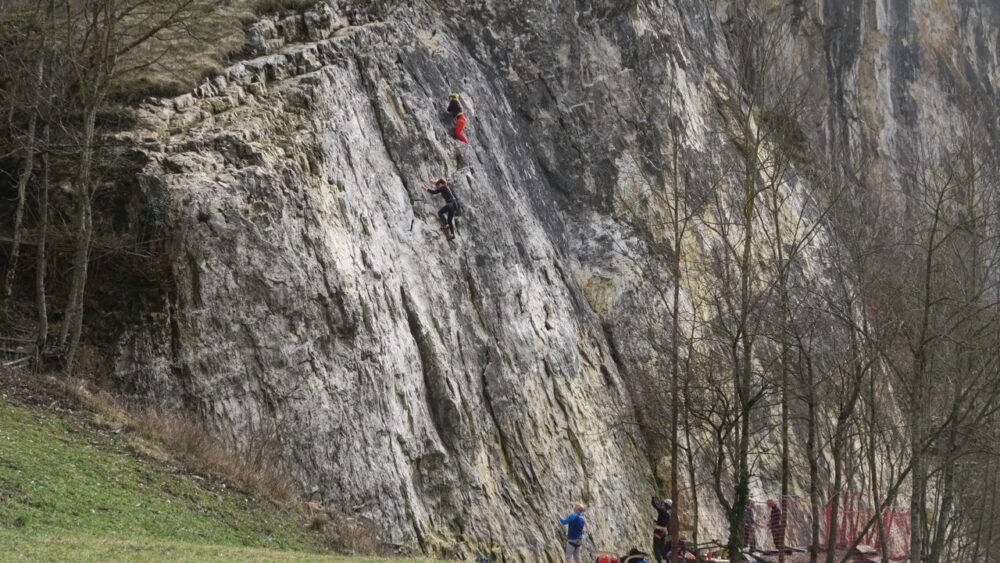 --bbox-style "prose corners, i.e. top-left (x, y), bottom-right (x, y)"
top-left (559, 512), bottom-right (578, 525)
